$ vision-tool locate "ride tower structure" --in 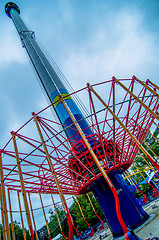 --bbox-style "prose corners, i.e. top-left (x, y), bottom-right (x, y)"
top-left (5, 2), bottom-right (159, 240)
